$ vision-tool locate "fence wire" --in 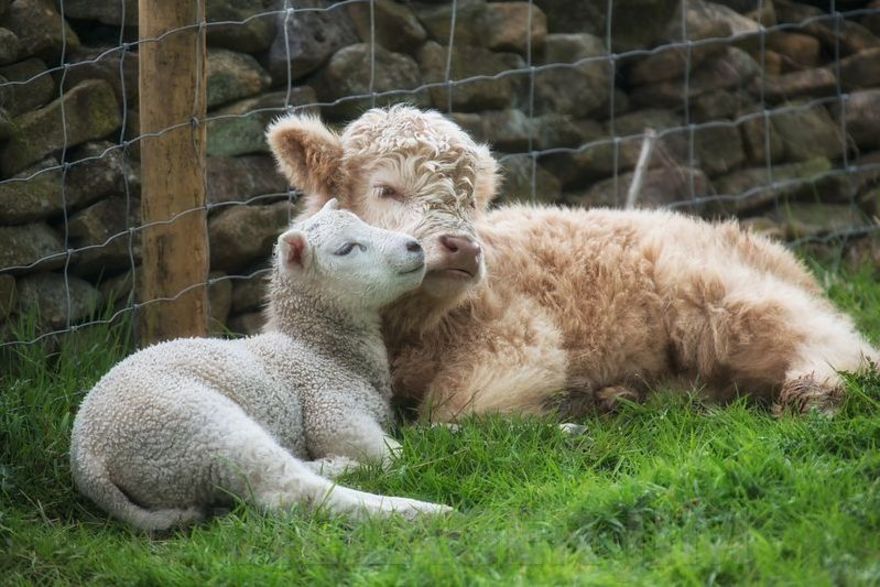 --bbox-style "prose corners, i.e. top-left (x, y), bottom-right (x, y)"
top-left (0, 0), bottom-right (878, 349)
